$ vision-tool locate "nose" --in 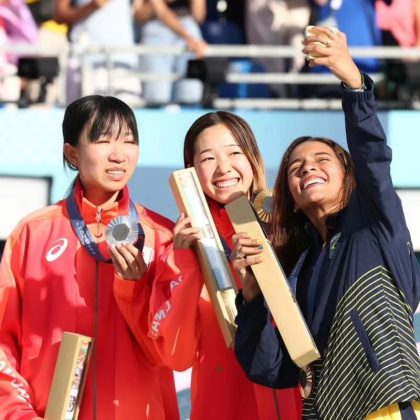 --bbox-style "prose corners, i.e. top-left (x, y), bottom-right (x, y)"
top-left (108, 142), bottom-right (126, 163)
top-left (216, 157), bottom-right (232, 174)
top-left (301, 160), bottom-right (316, 175)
